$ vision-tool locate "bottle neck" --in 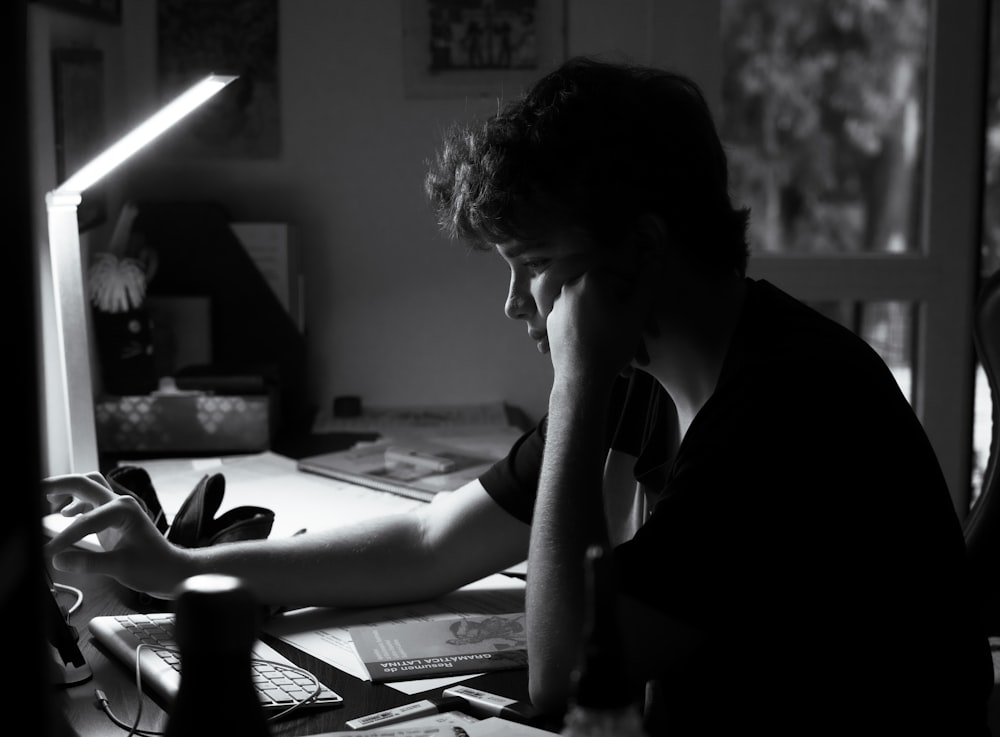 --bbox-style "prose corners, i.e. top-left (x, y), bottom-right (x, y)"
top-left (164, 574), bottom-right (270, 737)
top-left (571, 545), bottom-right (637, 710)
top-left (562, 701), bottom-right (647, 737)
